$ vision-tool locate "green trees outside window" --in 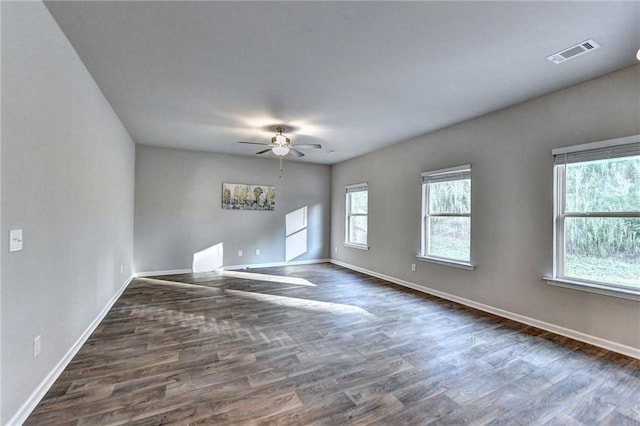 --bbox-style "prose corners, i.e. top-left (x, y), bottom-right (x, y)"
top-left (561, 155), bottom-right (640, 286)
